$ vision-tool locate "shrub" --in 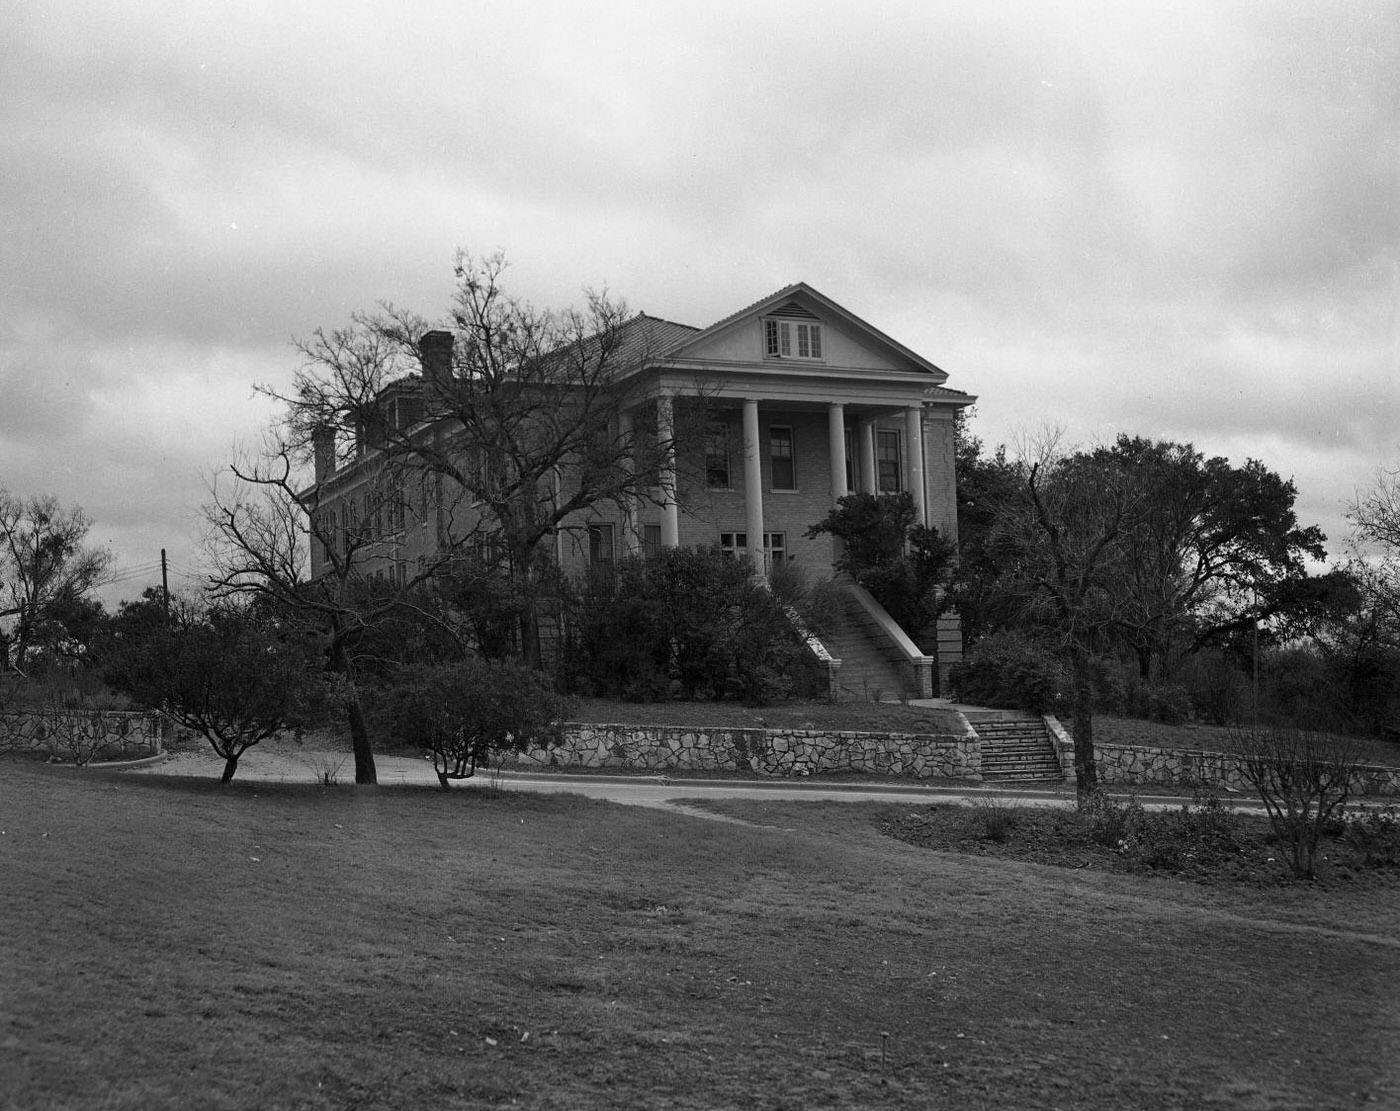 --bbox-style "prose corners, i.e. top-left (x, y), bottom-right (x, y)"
top-left (948, 630), bottom-right (1069, 714)
top-left (1345, 805), bottom-right (1400, 866)
top-left (1228, 727), bottom-right (1362, 879)
top-left (1076, 788), bottom-right (1239, 871)
top-left (973, 800), bottom-right (1020, 843)
top-left (1077, 789), bottom-right (1144, 849)
top-left (564, 547), bottom-right (824, 704)
top-left (1127, 790), bottom-right (1240, 871)
top-left (805, 492), bottom-right (955, 639)
top-left (386, 657), bottom-right (573, 789)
